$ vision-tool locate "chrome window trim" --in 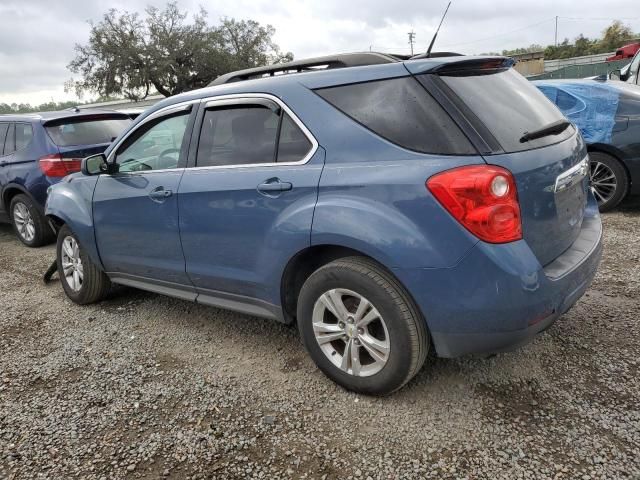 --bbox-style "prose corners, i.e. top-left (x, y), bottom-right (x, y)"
top-left (106, 99), bottom-right (198, 166)
top-left (190, 93), bottom-right (319, 171)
